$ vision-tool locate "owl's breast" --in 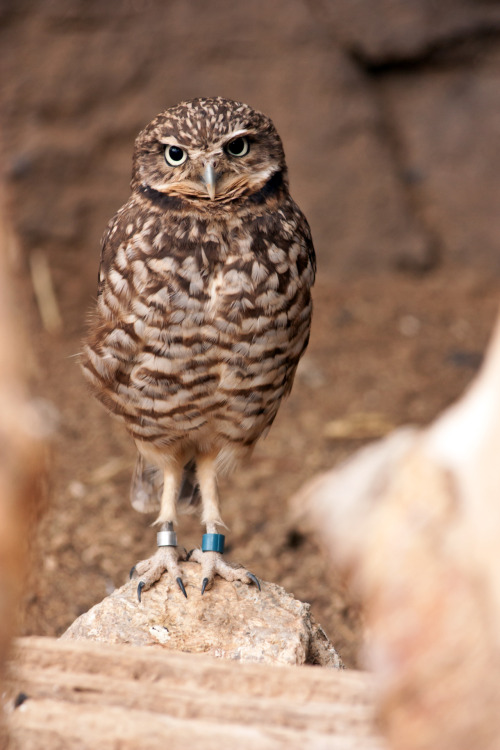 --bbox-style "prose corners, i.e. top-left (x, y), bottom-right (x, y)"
top-left (83, 203), bottom-right (314, 451)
